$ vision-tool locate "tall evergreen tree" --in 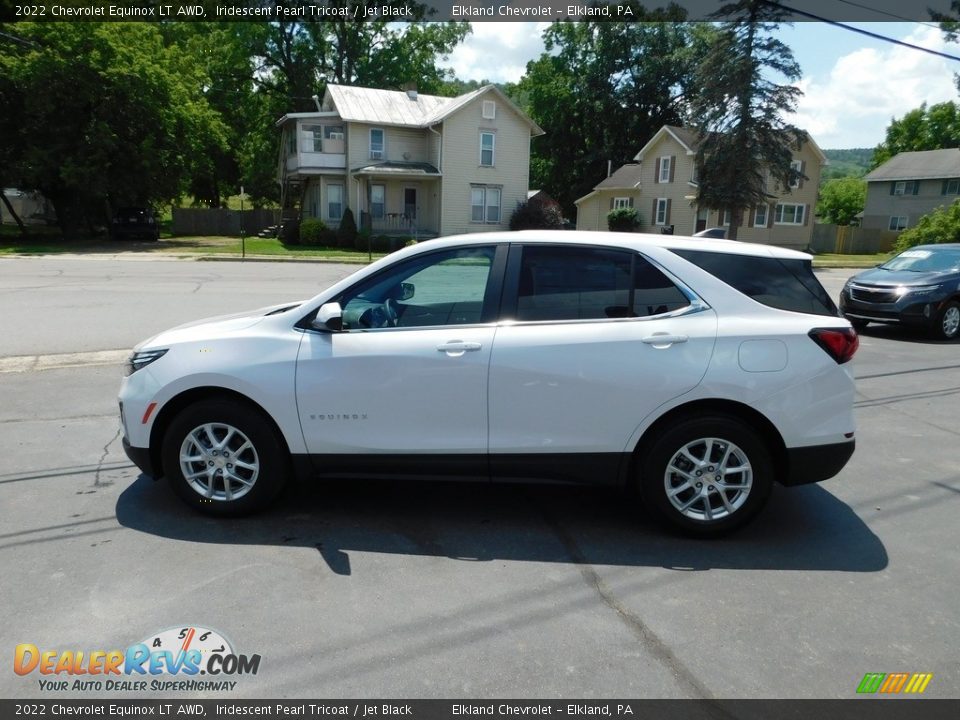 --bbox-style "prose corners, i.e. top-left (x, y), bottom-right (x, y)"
top-left (689, 0), bottom-right (806, 240)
